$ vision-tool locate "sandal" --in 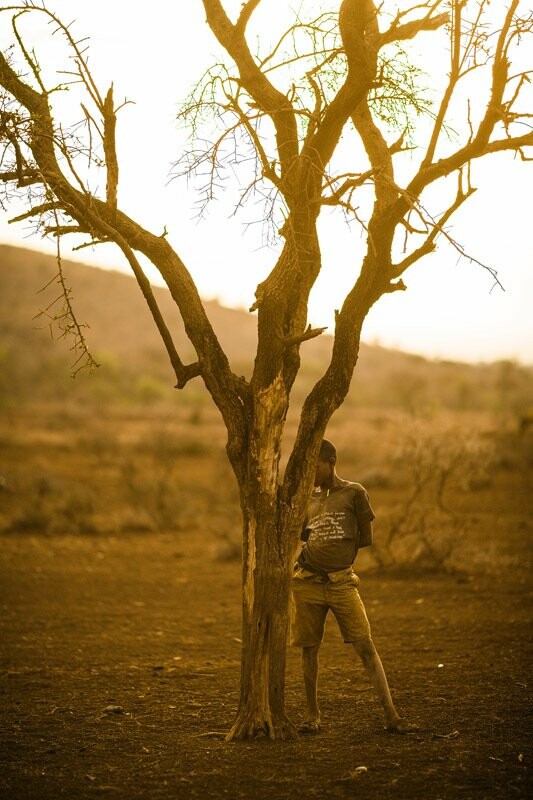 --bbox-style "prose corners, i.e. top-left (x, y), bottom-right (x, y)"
top-left (299, 720), bottom-right (321, 734)
top-left (385, 719), bottom-right (419, 734)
